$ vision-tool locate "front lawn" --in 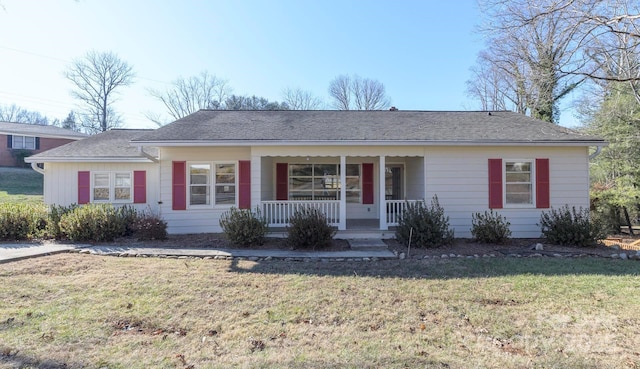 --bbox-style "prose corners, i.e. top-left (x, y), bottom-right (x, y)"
top-left (1, 254), bottom-right (638, 368)
top-left (0, 166), bottom-right (43, 204)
